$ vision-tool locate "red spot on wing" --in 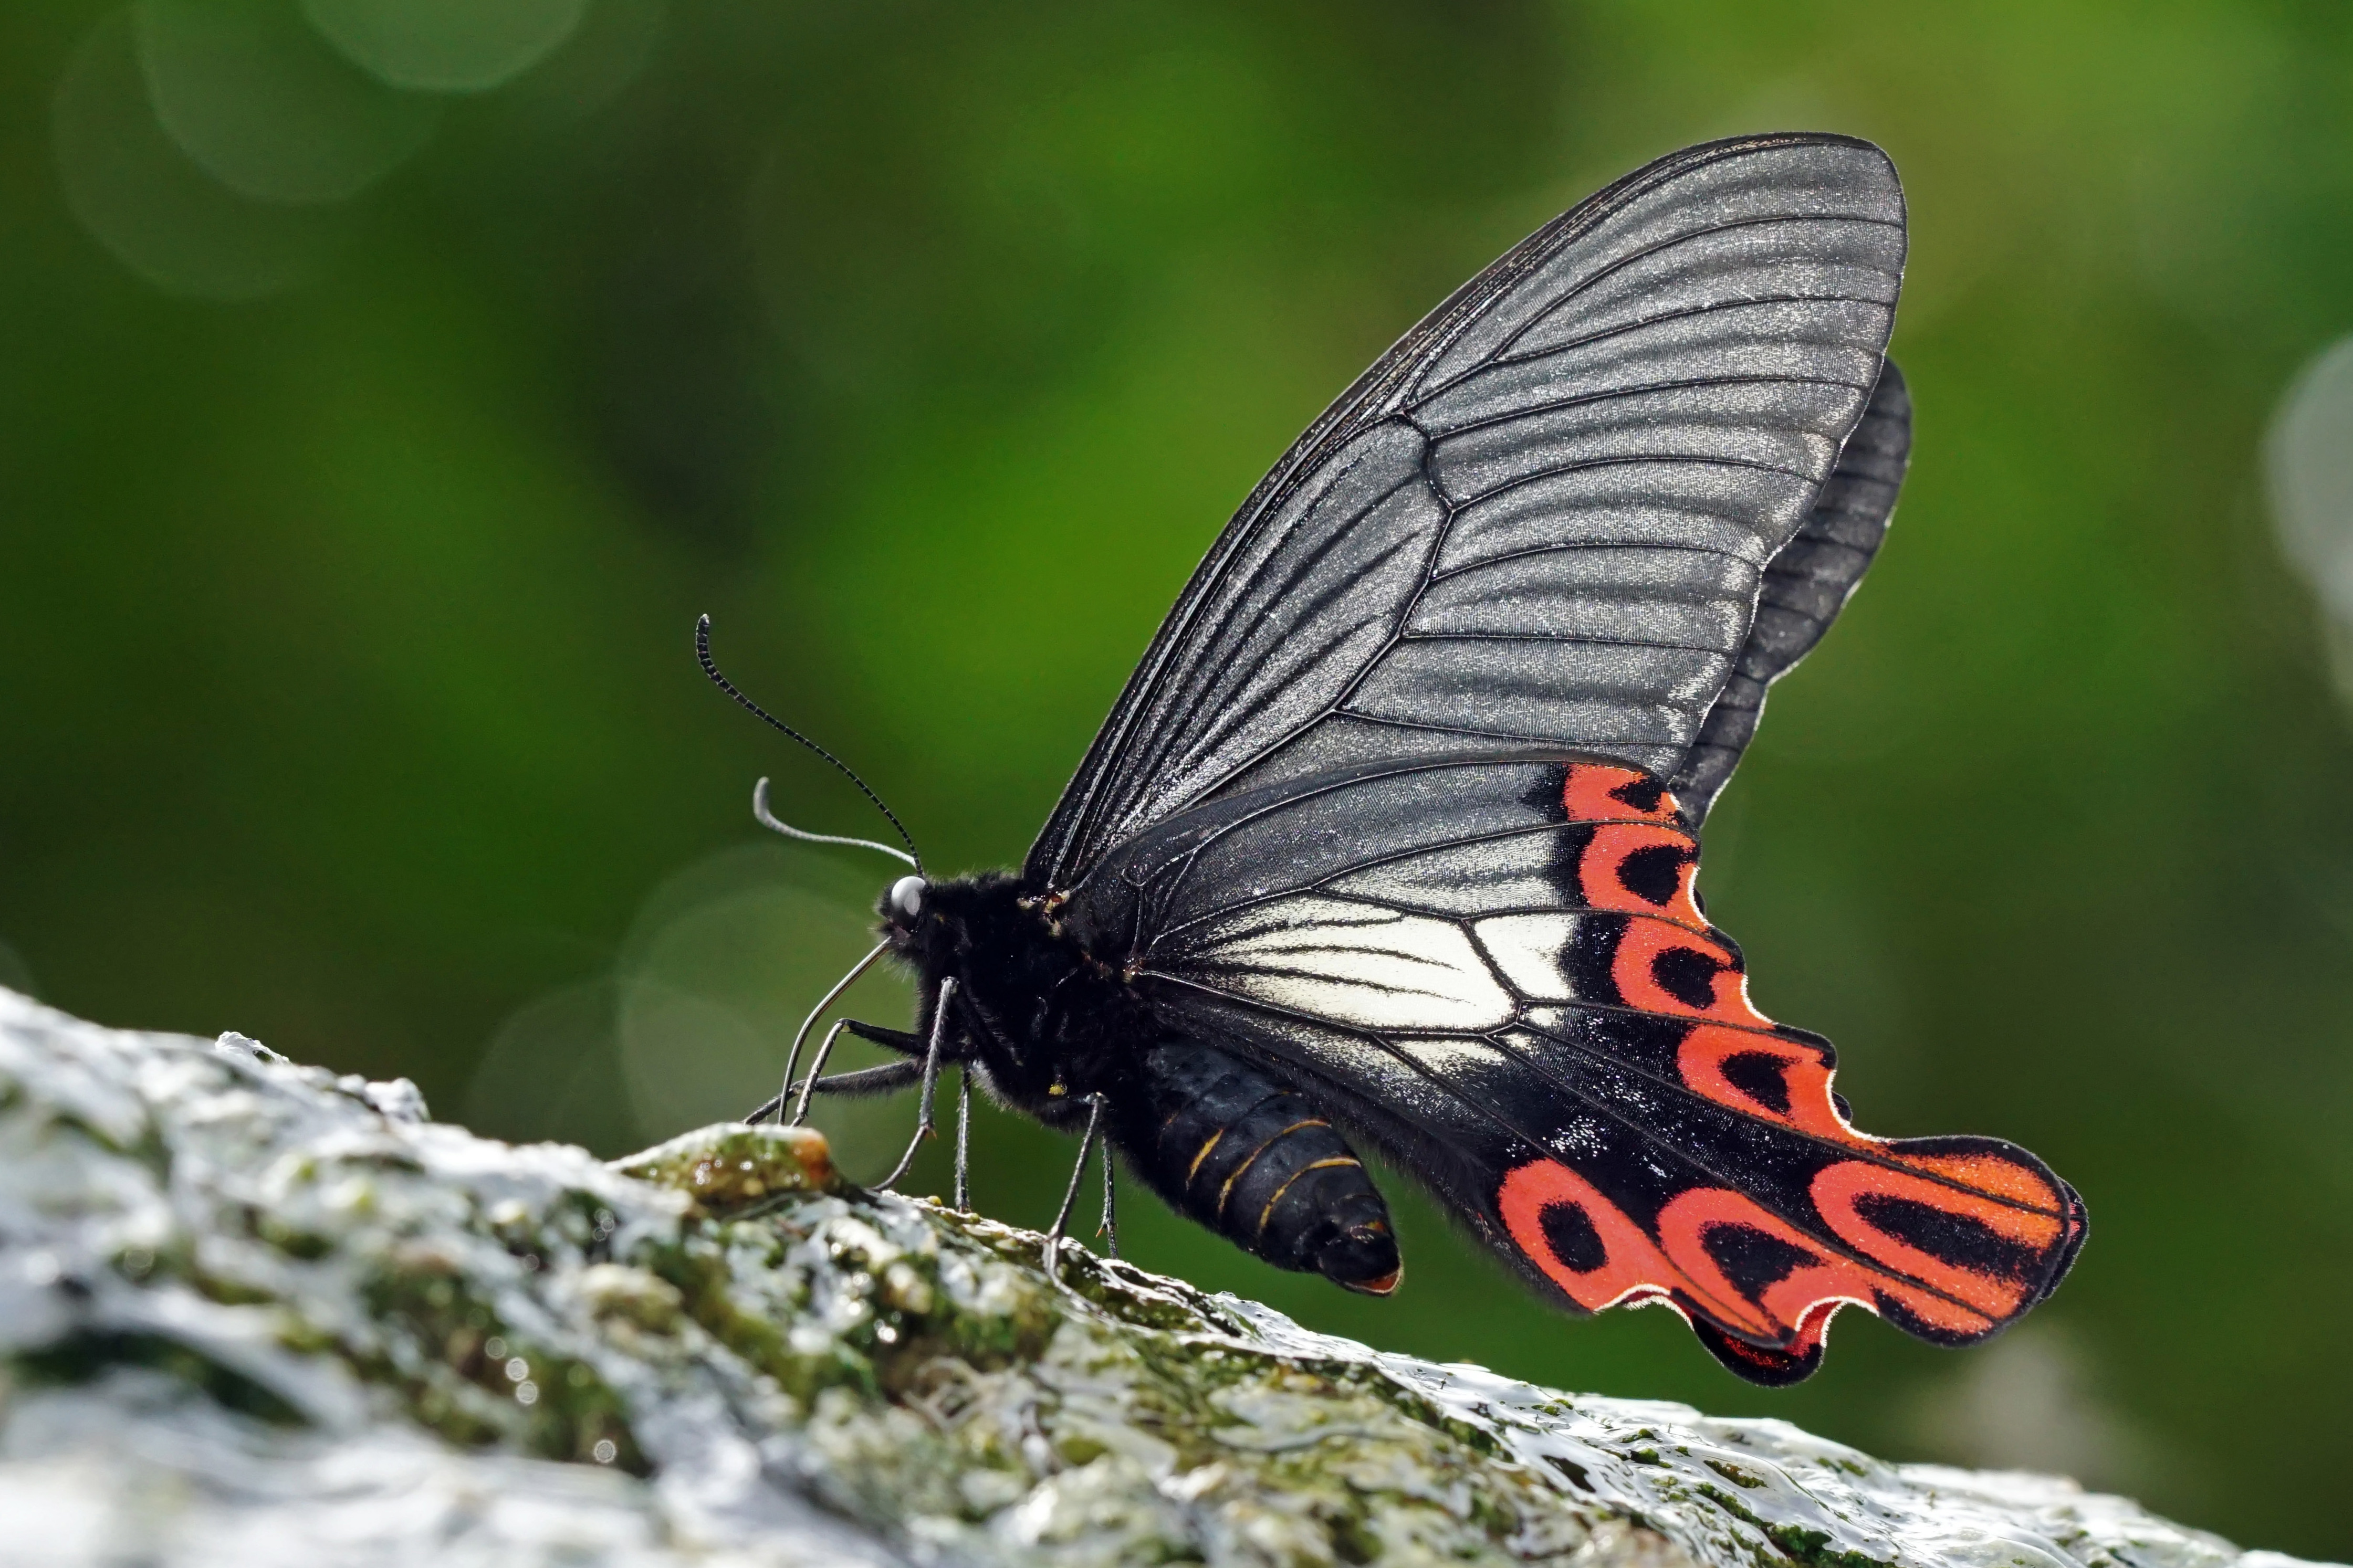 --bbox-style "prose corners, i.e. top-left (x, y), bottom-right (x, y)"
top-left (1894, 1149), bottom-right (2075, 1211)
top-left (1658, 1188), bottom-right (1881, 1338)
top-left (1497, 1161), bottom-right (1688, 1316)
top-left (1499, 1158), bottom-right (1859, 1345)
top-left (1609, 920), bottom-right (1771, 1026)
top-left (1810, 1159), bottom-right (2077, 1322)
top-left (1576, 822), bottom-right (1705, 928)
top-left (1676, 1027), bottom-right (1859, 1143)
top-left (1654, 1185), bottom-right (1998, 1342)
top-left (1491, 760), bottom-right (2087, 1374)
top-left (1562, 763), bottom-right (1682, 826)
top-left (1499, 1156), bottom-right (2064, 1356)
